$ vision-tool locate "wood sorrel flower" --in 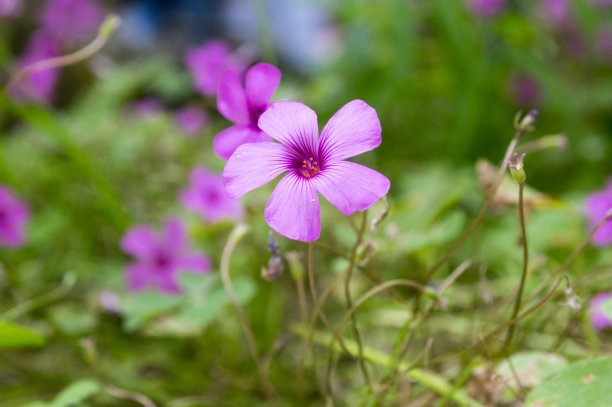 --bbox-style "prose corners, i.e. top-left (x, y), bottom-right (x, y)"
top-left (180, 167), bottom-right (243, 223)
top-left (185, 39), bottom-right (245, 97)
top-left (223, 100), bottom-right (390, 242)
top-left (584, 180), bottom-right (612, 246)
top-left (120, 218), bottom-right (211, 295)
top-left (214, 62), bottom-right (281, 160)
top-left (39, 0), bottom-right (104, 46)
top-left (0, 186), bottom-right (29, 248)
top-left (589, 293), bottom-right (612, 331)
